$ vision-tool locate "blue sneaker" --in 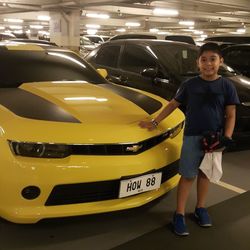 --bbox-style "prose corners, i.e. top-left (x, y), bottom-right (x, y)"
top-left (173, 213), bottom-right (189, 236)
top-left (194, 207), bottom-right (212, 227)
